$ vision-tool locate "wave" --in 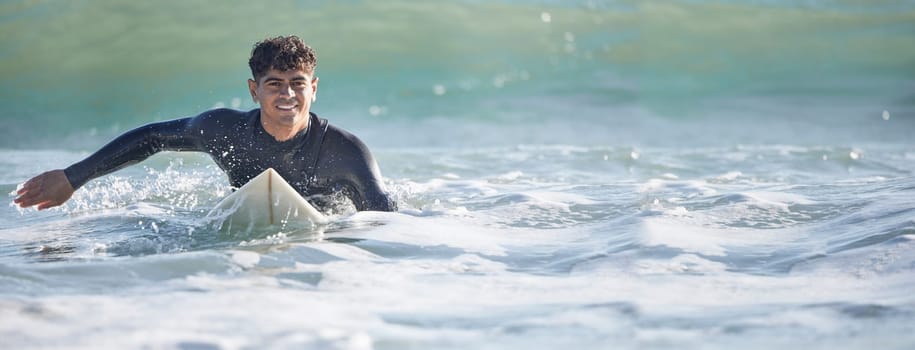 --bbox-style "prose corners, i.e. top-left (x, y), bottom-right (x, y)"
top-left (1, 1), bottom-right (913, 148)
